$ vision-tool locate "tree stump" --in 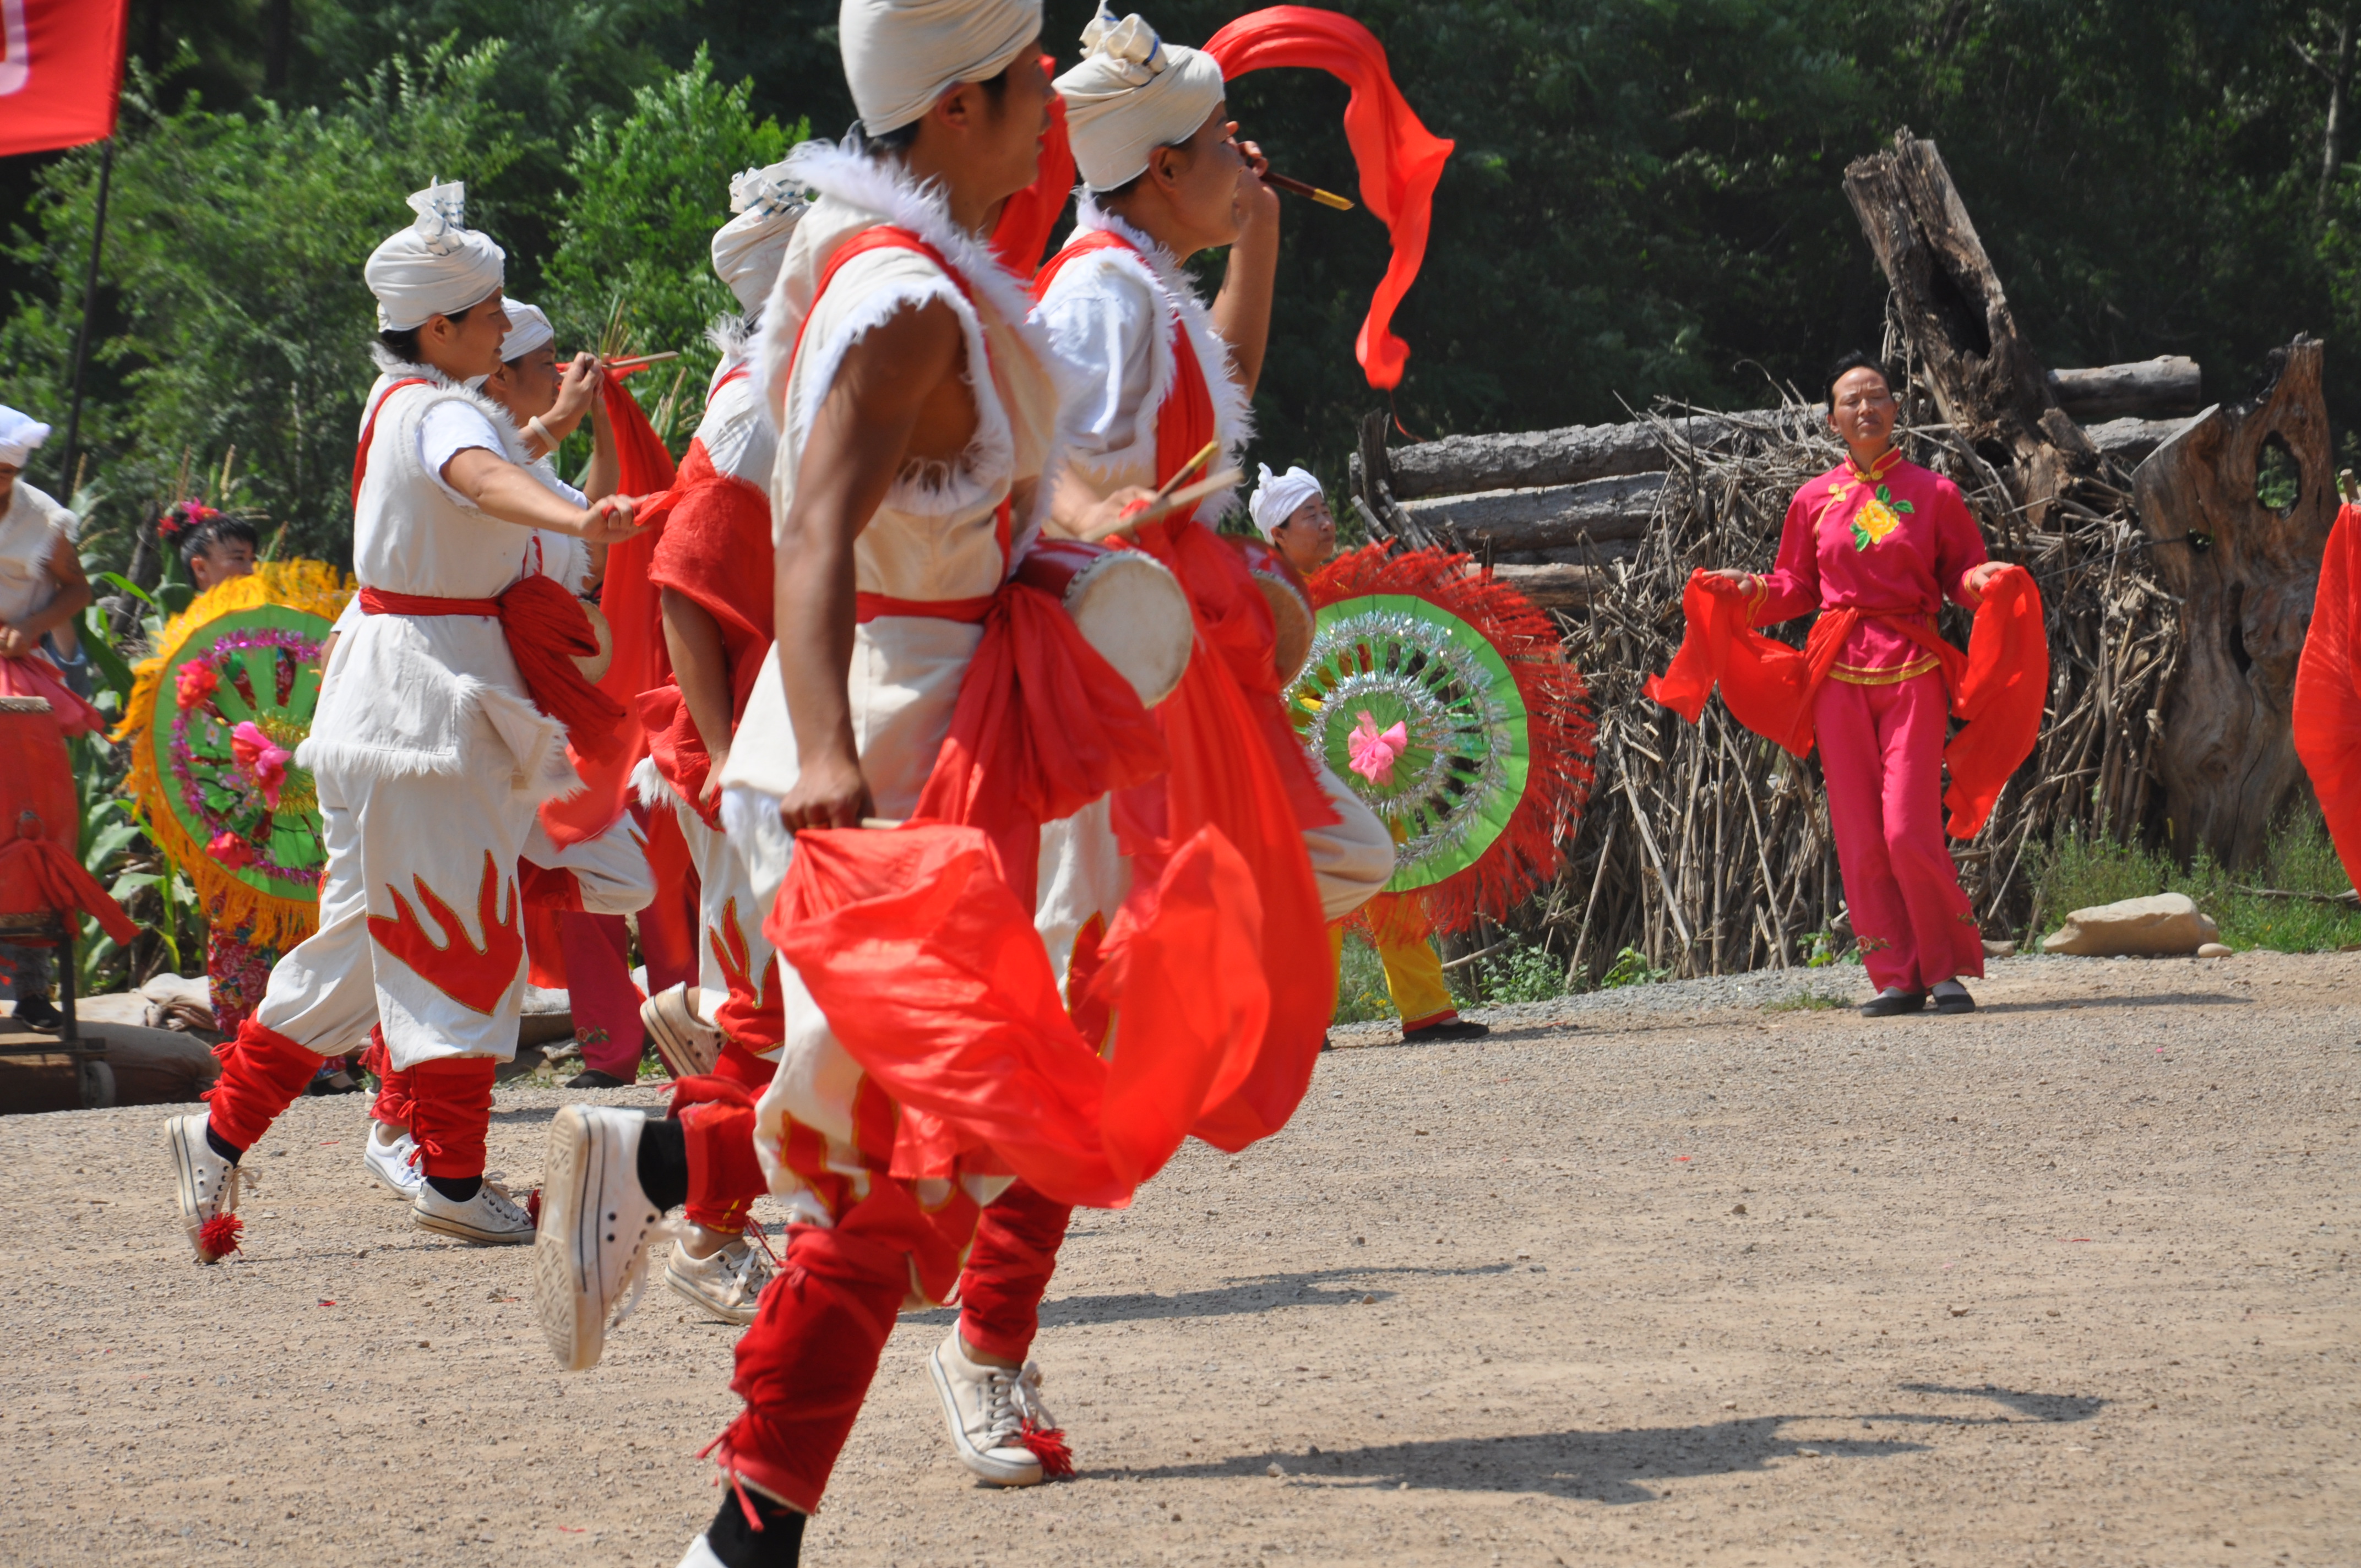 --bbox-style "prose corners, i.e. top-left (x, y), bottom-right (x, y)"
top-left (1843, 129), bottom-right (2100, 529)
top-left (2132, 337), bottom-right (2337, 869)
